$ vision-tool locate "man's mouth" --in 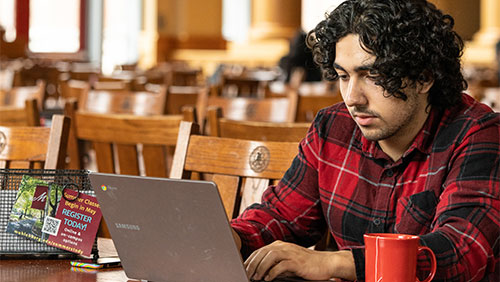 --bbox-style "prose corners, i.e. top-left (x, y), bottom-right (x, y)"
top-left (352, 111), bottom-right (378, 126)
